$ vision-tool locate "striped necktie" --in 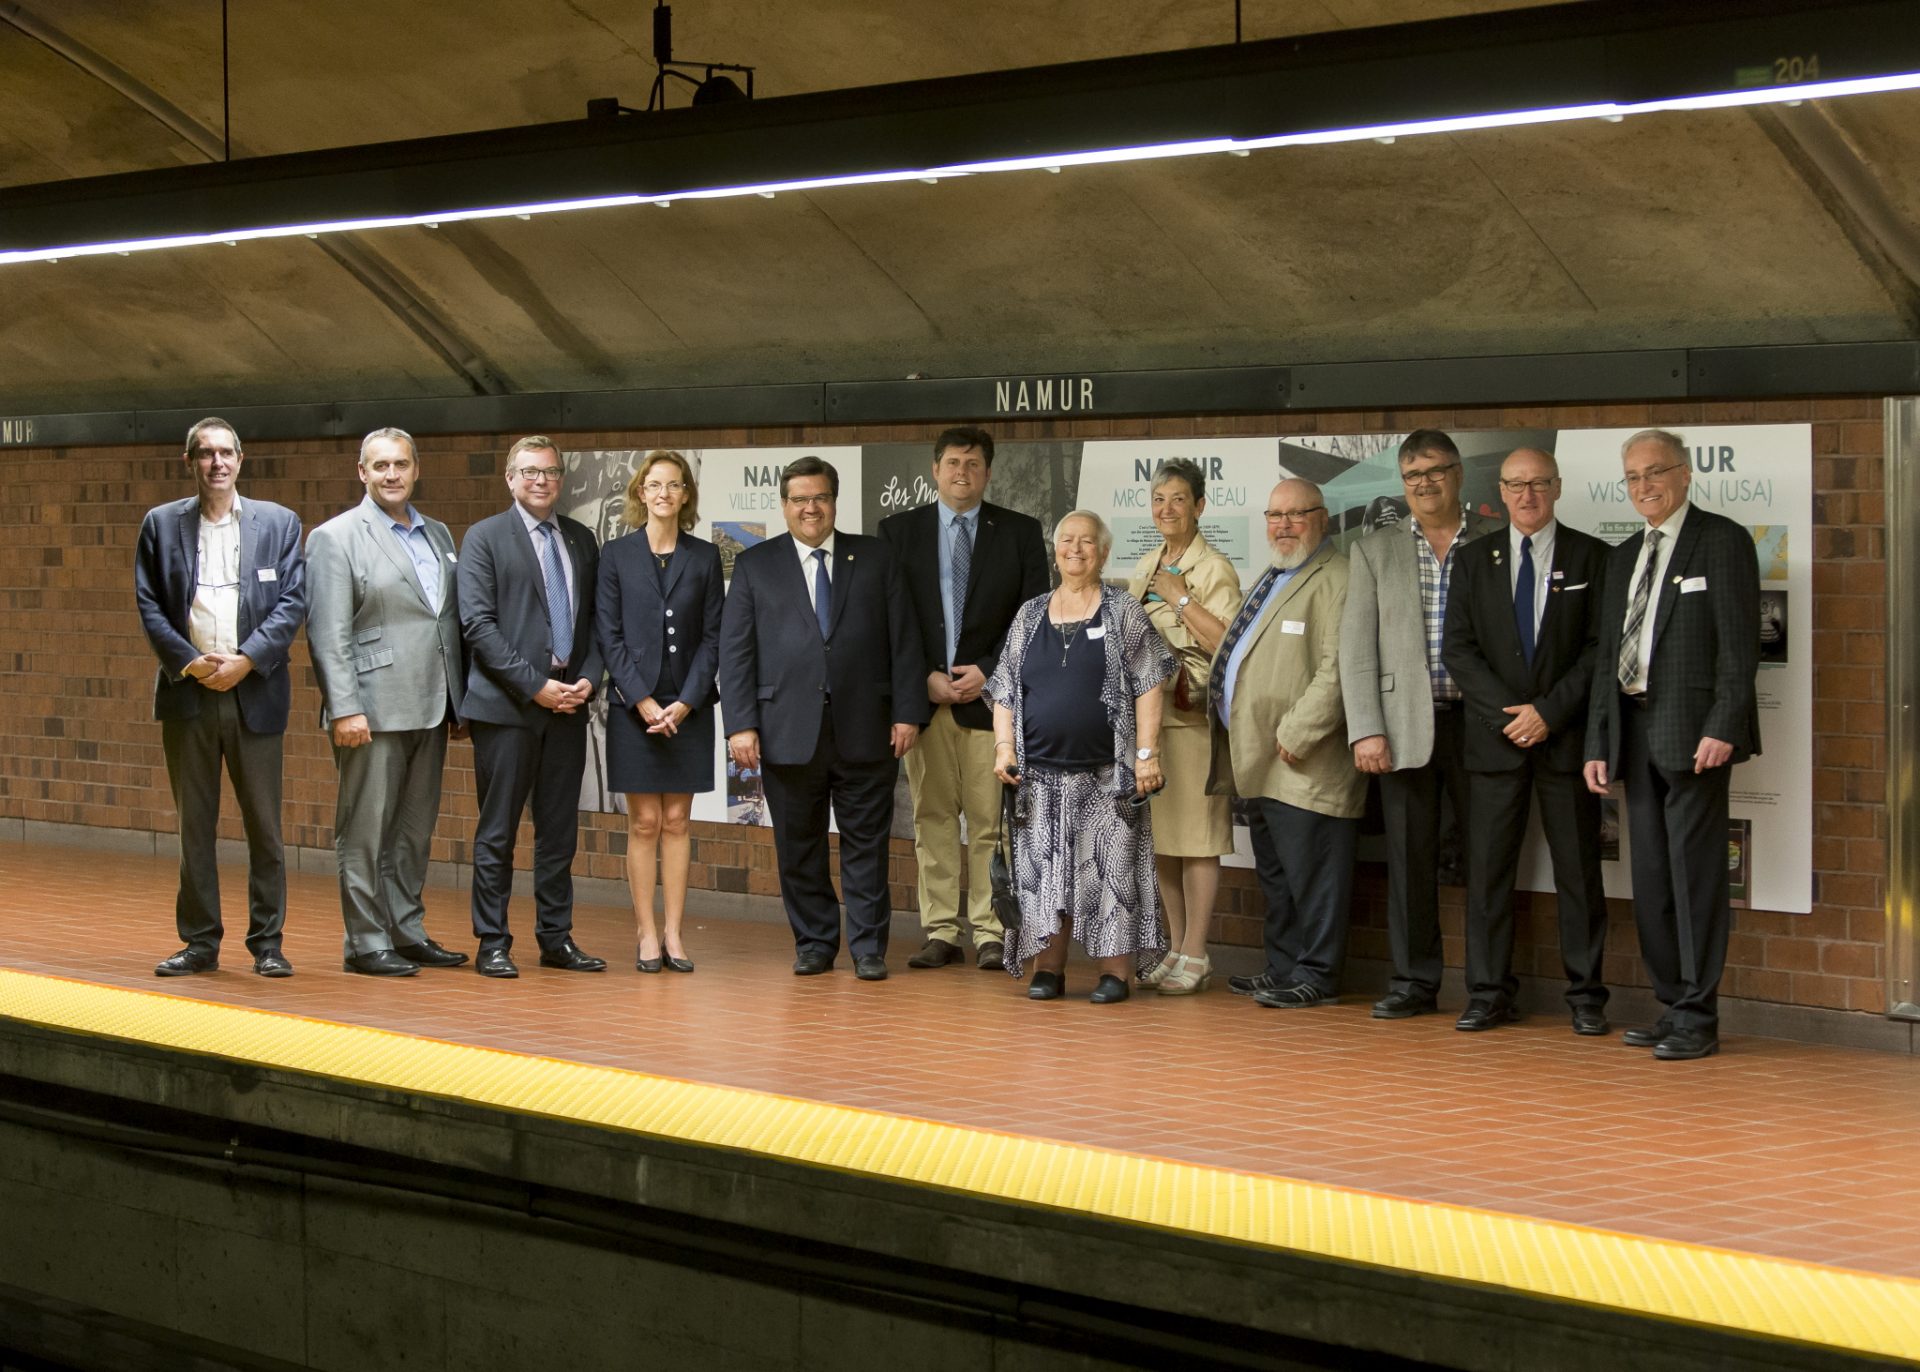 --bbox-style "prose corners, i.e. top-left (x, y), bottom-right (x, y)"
top-left (1616, 528), bottom-right (1662, 690)
top-left (539, 522), bottom-right (573, 666)
top-left (1208, 565), bottom-right (1280, 704)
